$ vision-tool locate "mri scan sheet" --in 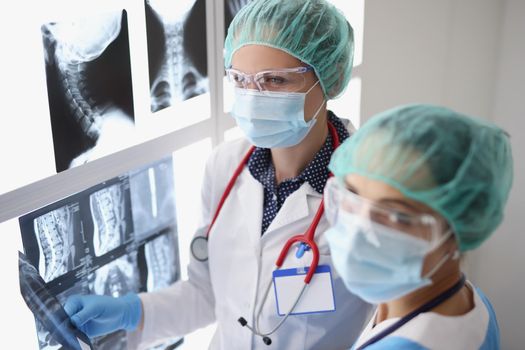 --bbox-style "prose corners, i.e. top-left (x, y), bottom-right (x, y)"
top-left (19, 157), bottom-right (182, 350)
top-left (19, 252), bottom-right (93, 350)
